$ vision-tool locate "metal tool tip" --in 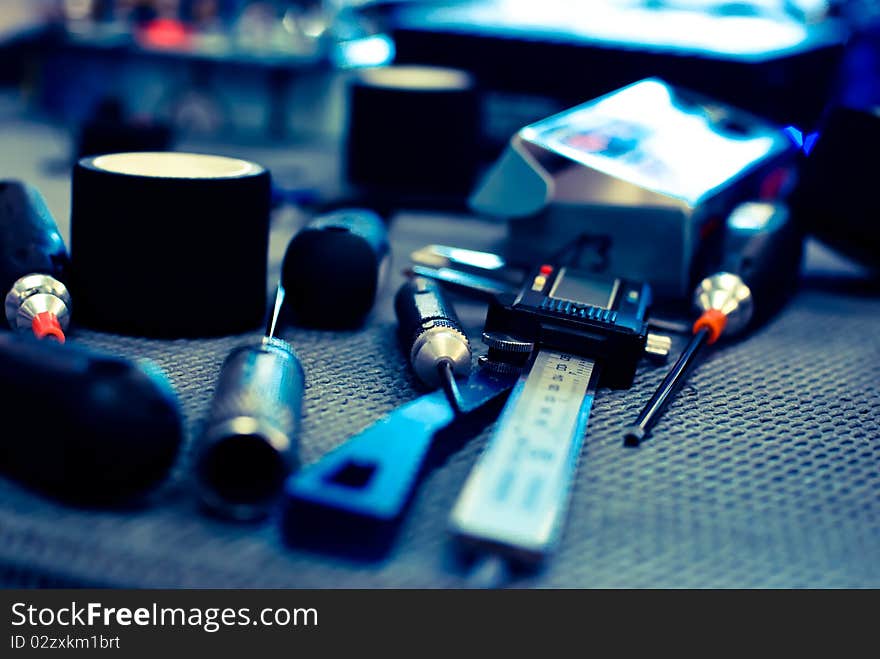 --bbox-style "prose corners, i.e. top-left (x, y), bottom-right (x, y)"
top-left (623, 425), bottom-right (645, 447)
